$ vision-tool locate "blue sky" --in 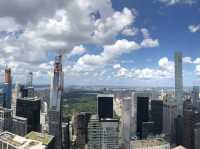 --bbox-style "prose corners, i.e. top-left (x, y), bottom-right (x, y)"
top-left (0, 0), bottom-right (199, 86)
